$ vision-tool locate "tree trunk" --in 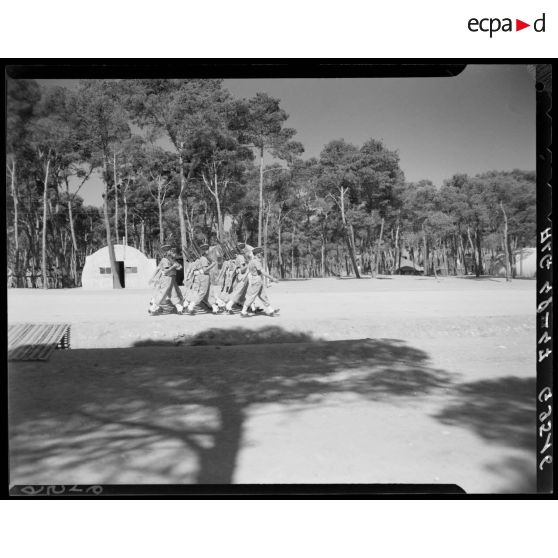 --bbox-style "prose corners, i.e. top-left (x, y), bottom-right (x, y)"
top-left (258, 146), bottom-right (264, 247)
top-left (459, 234), bottom-right (468, 275)
top-left (349, 223), bottom-right (357, 253)
top-left (394, 220), bottom-right (400, 275)
top-left (124, 190), bottom-right (128, 248)
top-left (140, 220), bottom-right (145, 253)
top-left (340, 187), bottom-right (360, 278)
top-left (277, 215), bottom-right (283, 279)
top-left (432, 249), bottom-right (439, 279)
top-left (291, 222), bottom-right (295, 279)
top-left (336, 242), bottom-right (341, 276)
top-left (374, 217), bottom-right (385, 277)
top-left (263, 203), bottom-right (270, 268)
top-left (65, 179), bottom-right (79, 285)
top-left (475, 229), bottom-right (483, 276)
top-left (263, 204), bottom-right (271, 284)
top-left (113, 150), bottom-right (119, 242)
top-left (215, 187), bottom-right (223, 242)
top-left (9, 159), bottom-right (18, 253)
top-left (178, 149), bottom-right (188, 255)
top-left (9, 159), bottom-right (21, 286)
top-left (41, 158), bottom-right (51, 289)
top-left (511, 235), bottom-right (517, 278)
top-left (343, 227), bottom-right (360, 278)
top-left (443, 243), bottom-right (450, 276)
top-left (102, 157), bottom-right (122, 289)
top-left (158, 183), bottom-right (164, 245)
top-left (466, 226), bottom-right (477, 276)
top-left (321, 235), bottom-right (325, 277)
top-left (500, 201), bottom-right (511, 282)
